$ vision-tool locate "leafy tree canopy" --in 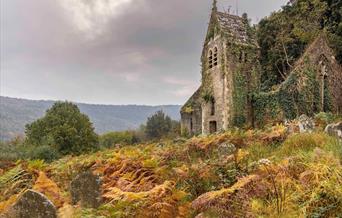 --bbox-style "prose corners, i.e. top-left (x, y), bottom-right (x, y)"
top-left (257, 0), bottom-right (342, 90)
top-left (145, 111), bottom-right (173, 139)
top-left (25, 101), bottom-right (99, 155)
